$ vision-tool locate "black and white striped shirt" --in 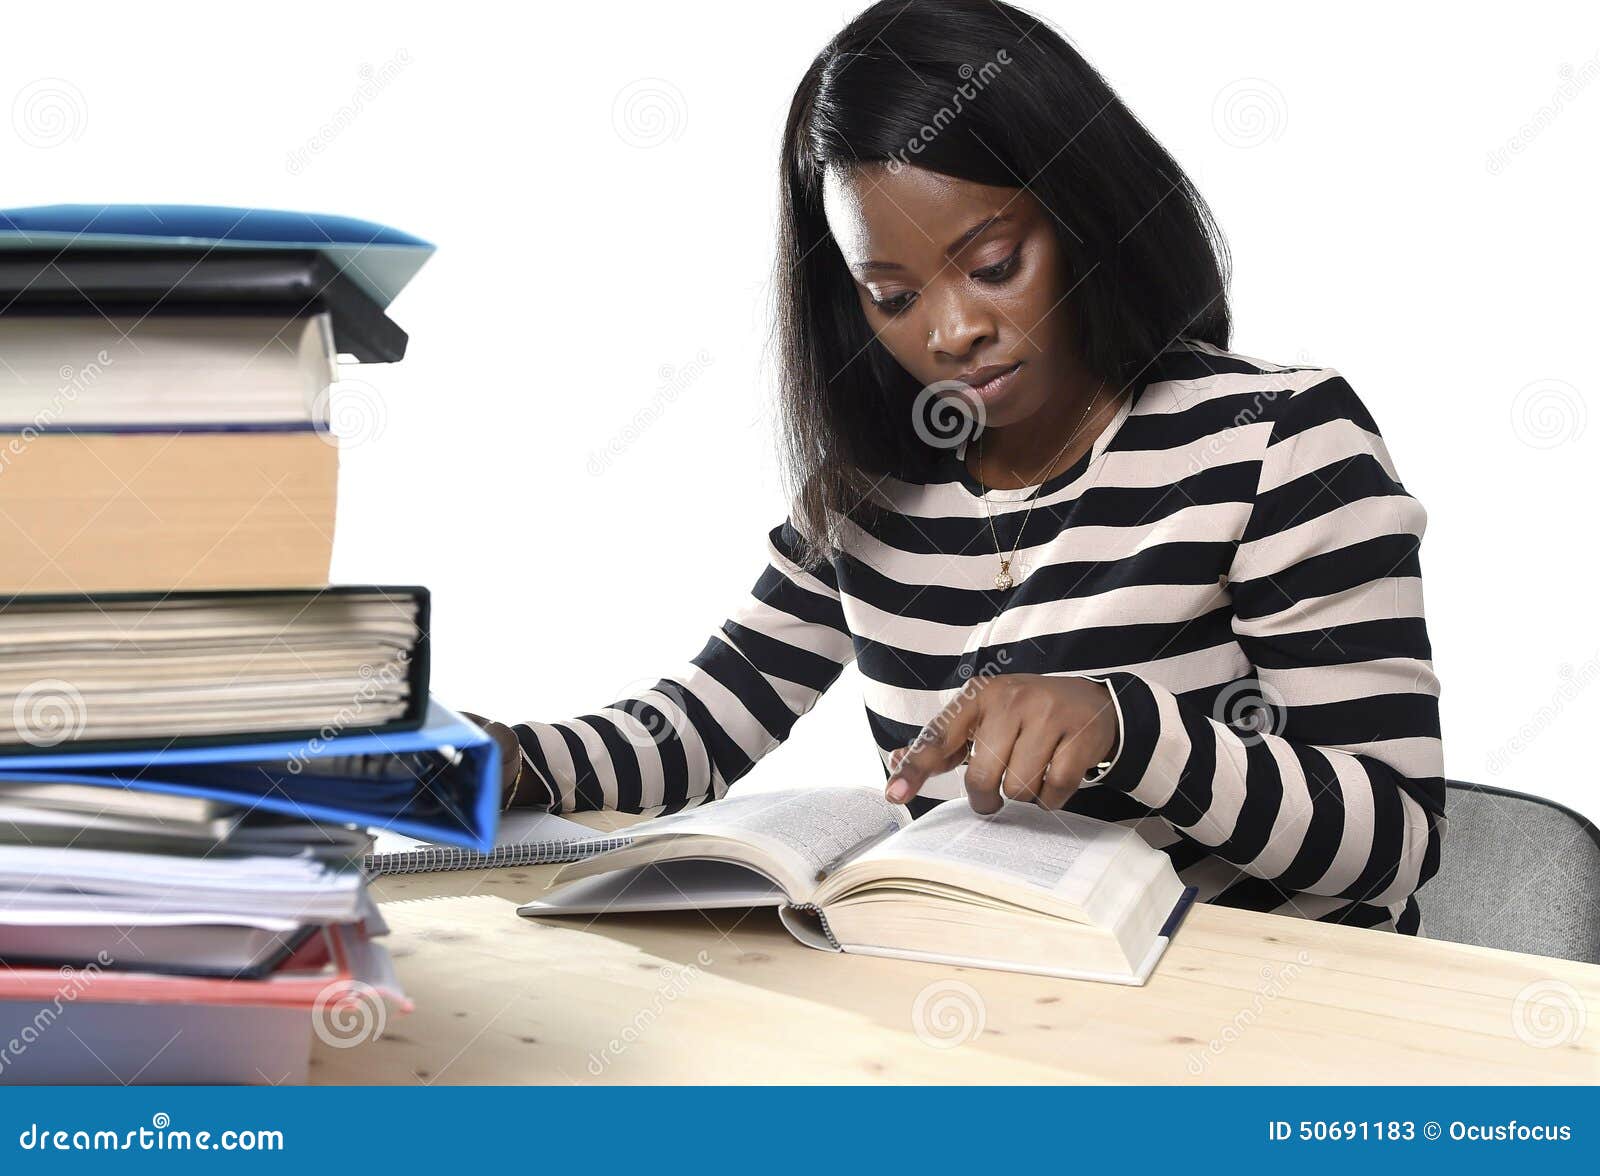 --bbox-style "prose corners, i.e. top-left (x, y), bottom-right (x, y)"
top-left (512, 339), bottom-right (1445, 934)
